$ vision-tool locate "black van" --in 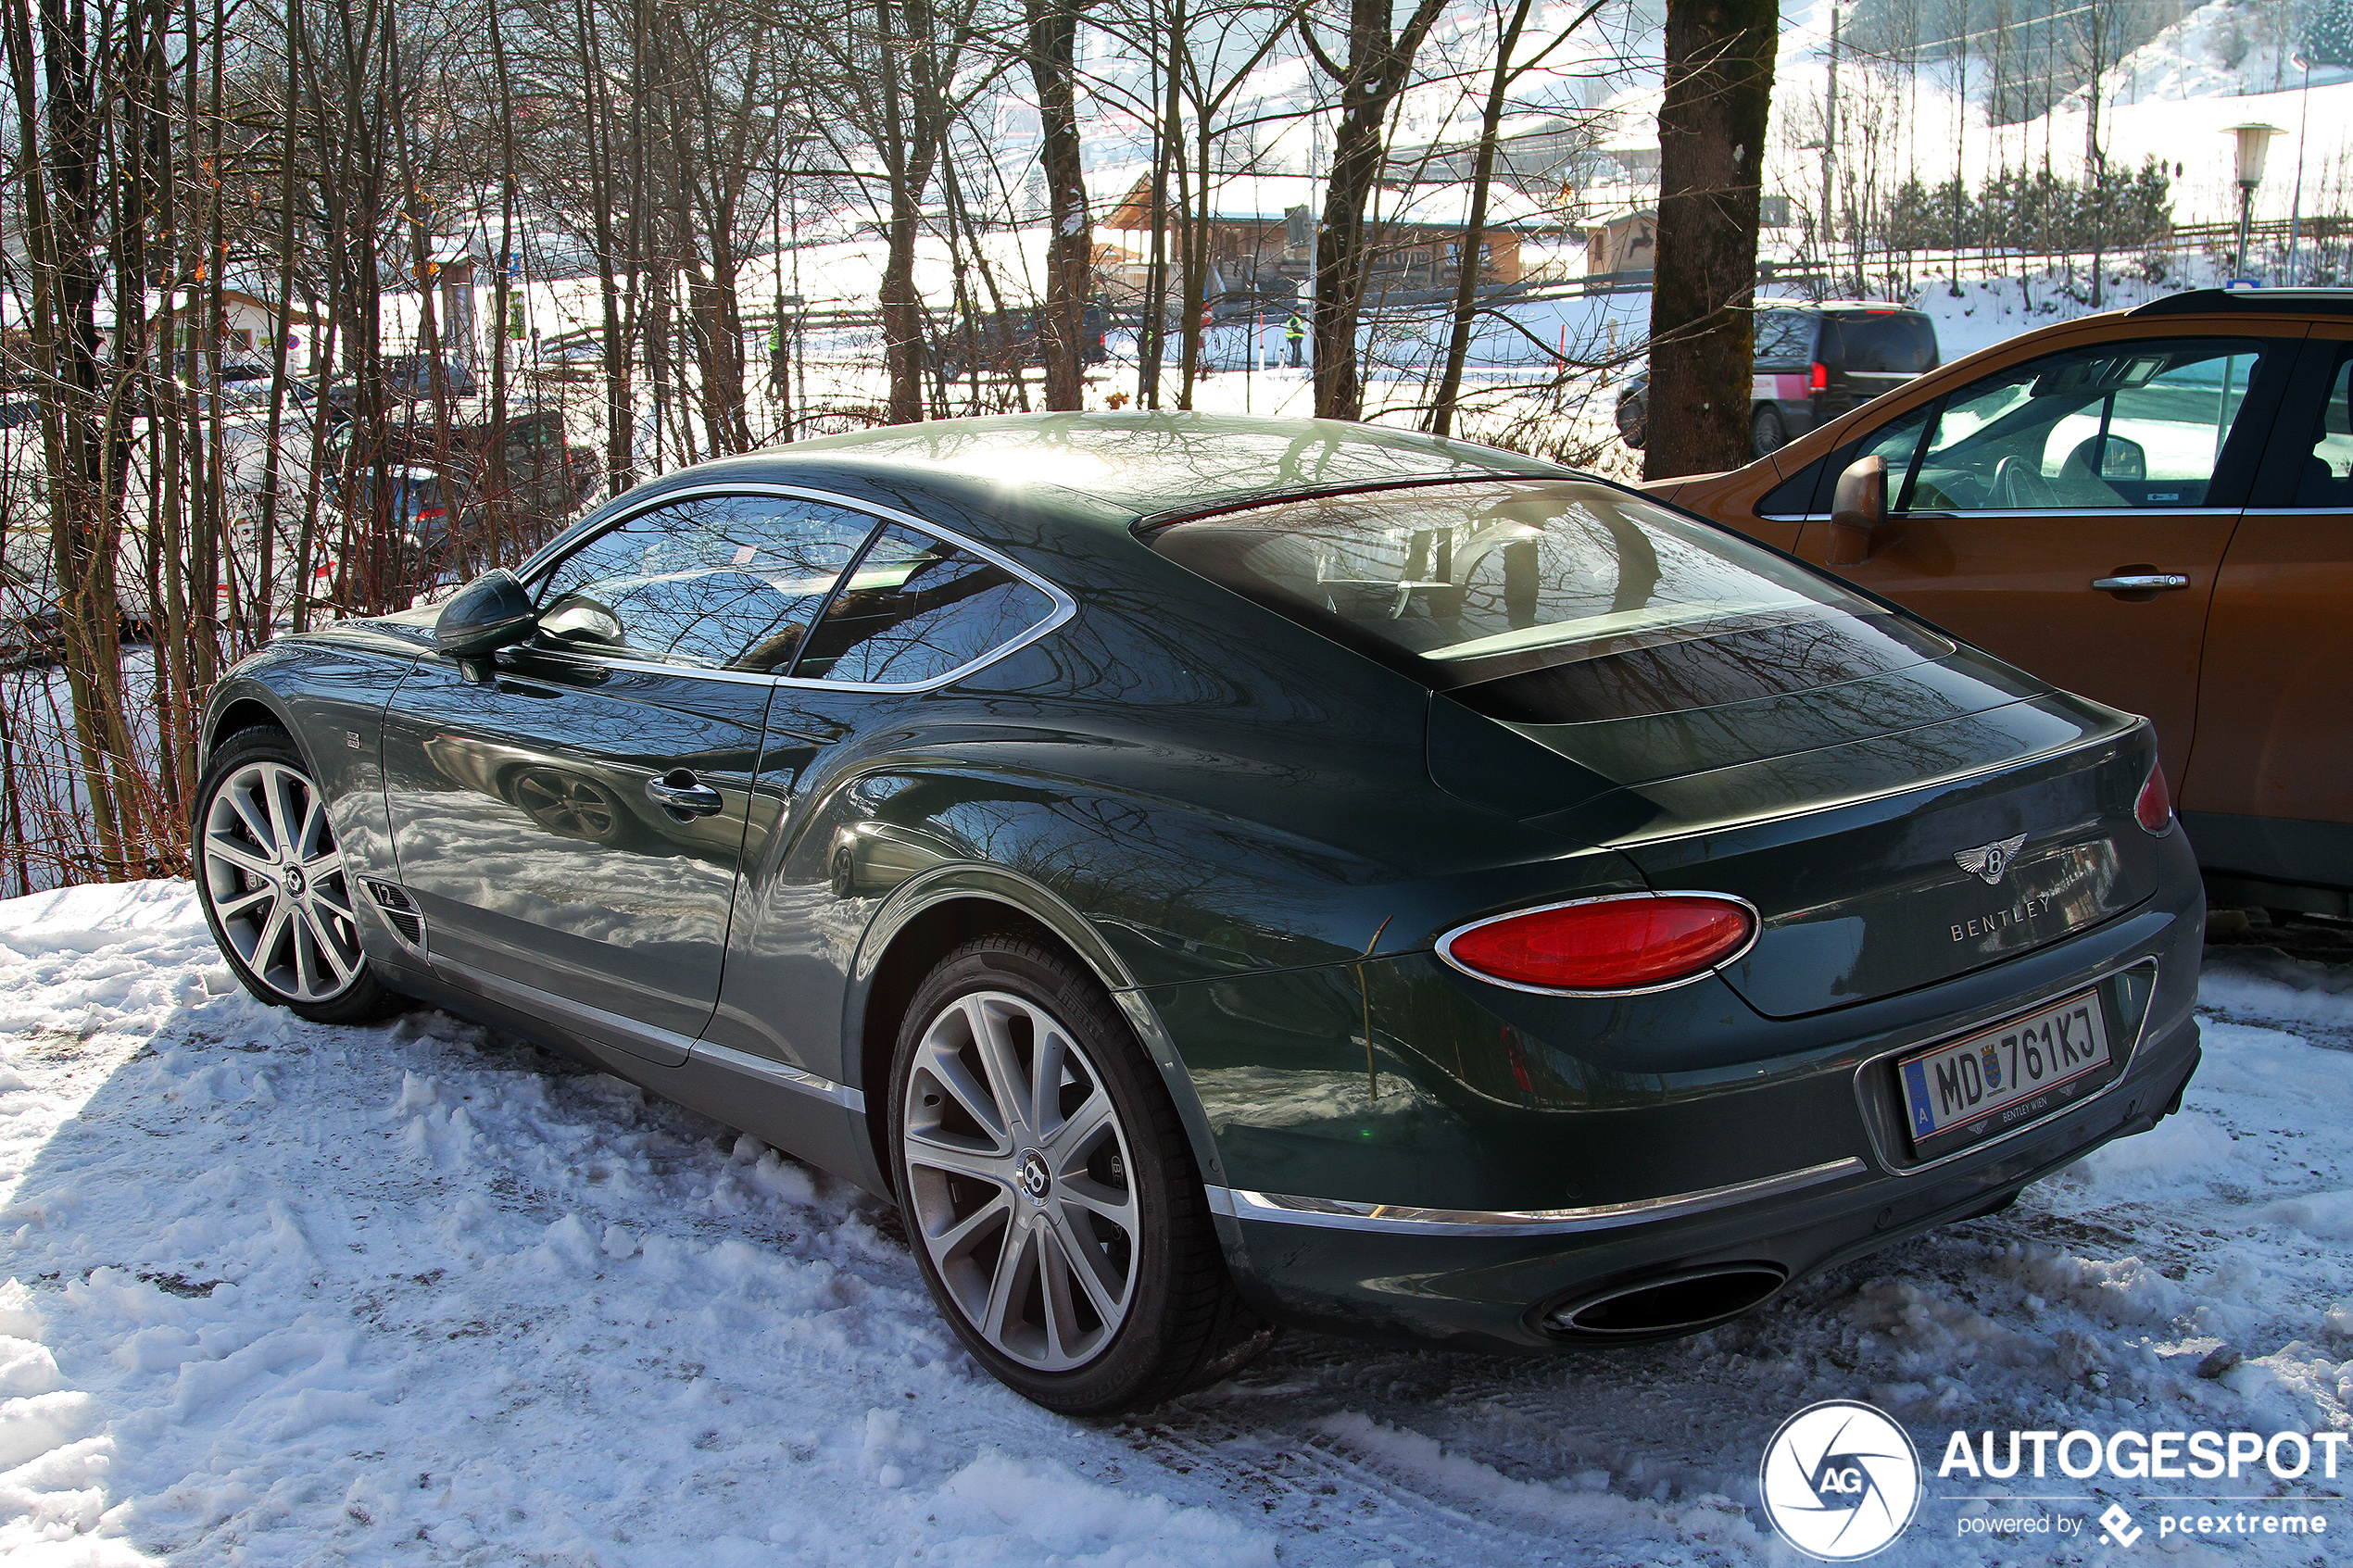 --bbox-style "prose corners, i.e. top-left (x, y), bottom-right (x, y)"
top-left (1615, 301), bottom-right (1940, 458)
